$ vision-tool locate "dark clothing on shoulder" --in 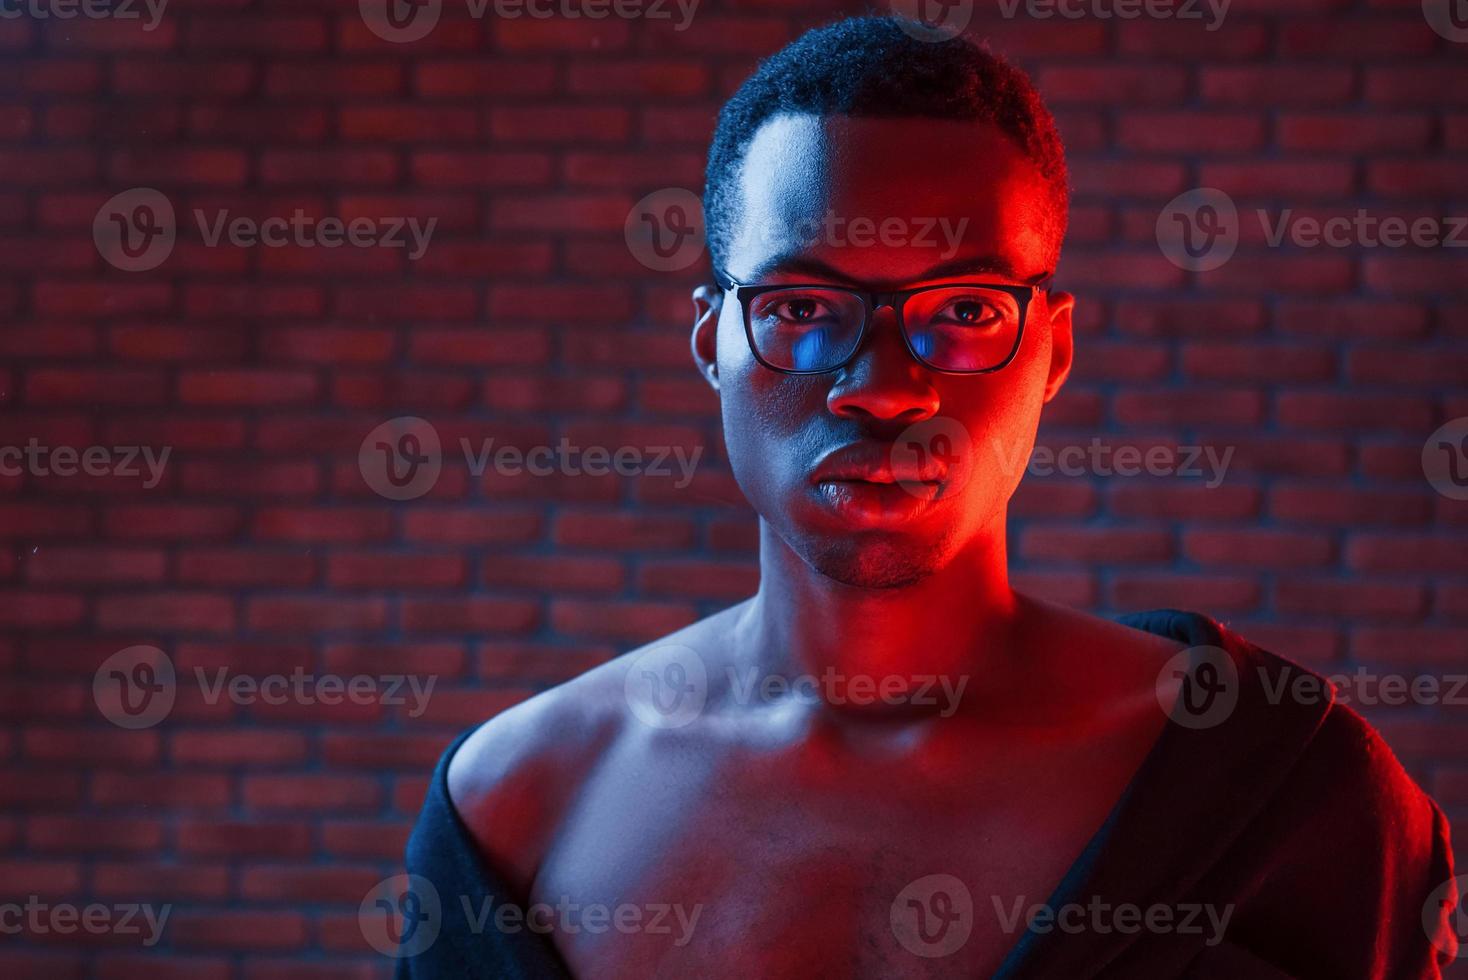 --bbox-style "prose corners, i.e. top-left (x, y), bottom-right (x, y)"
top-left (395, 609), bottom-right (1458, 979)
